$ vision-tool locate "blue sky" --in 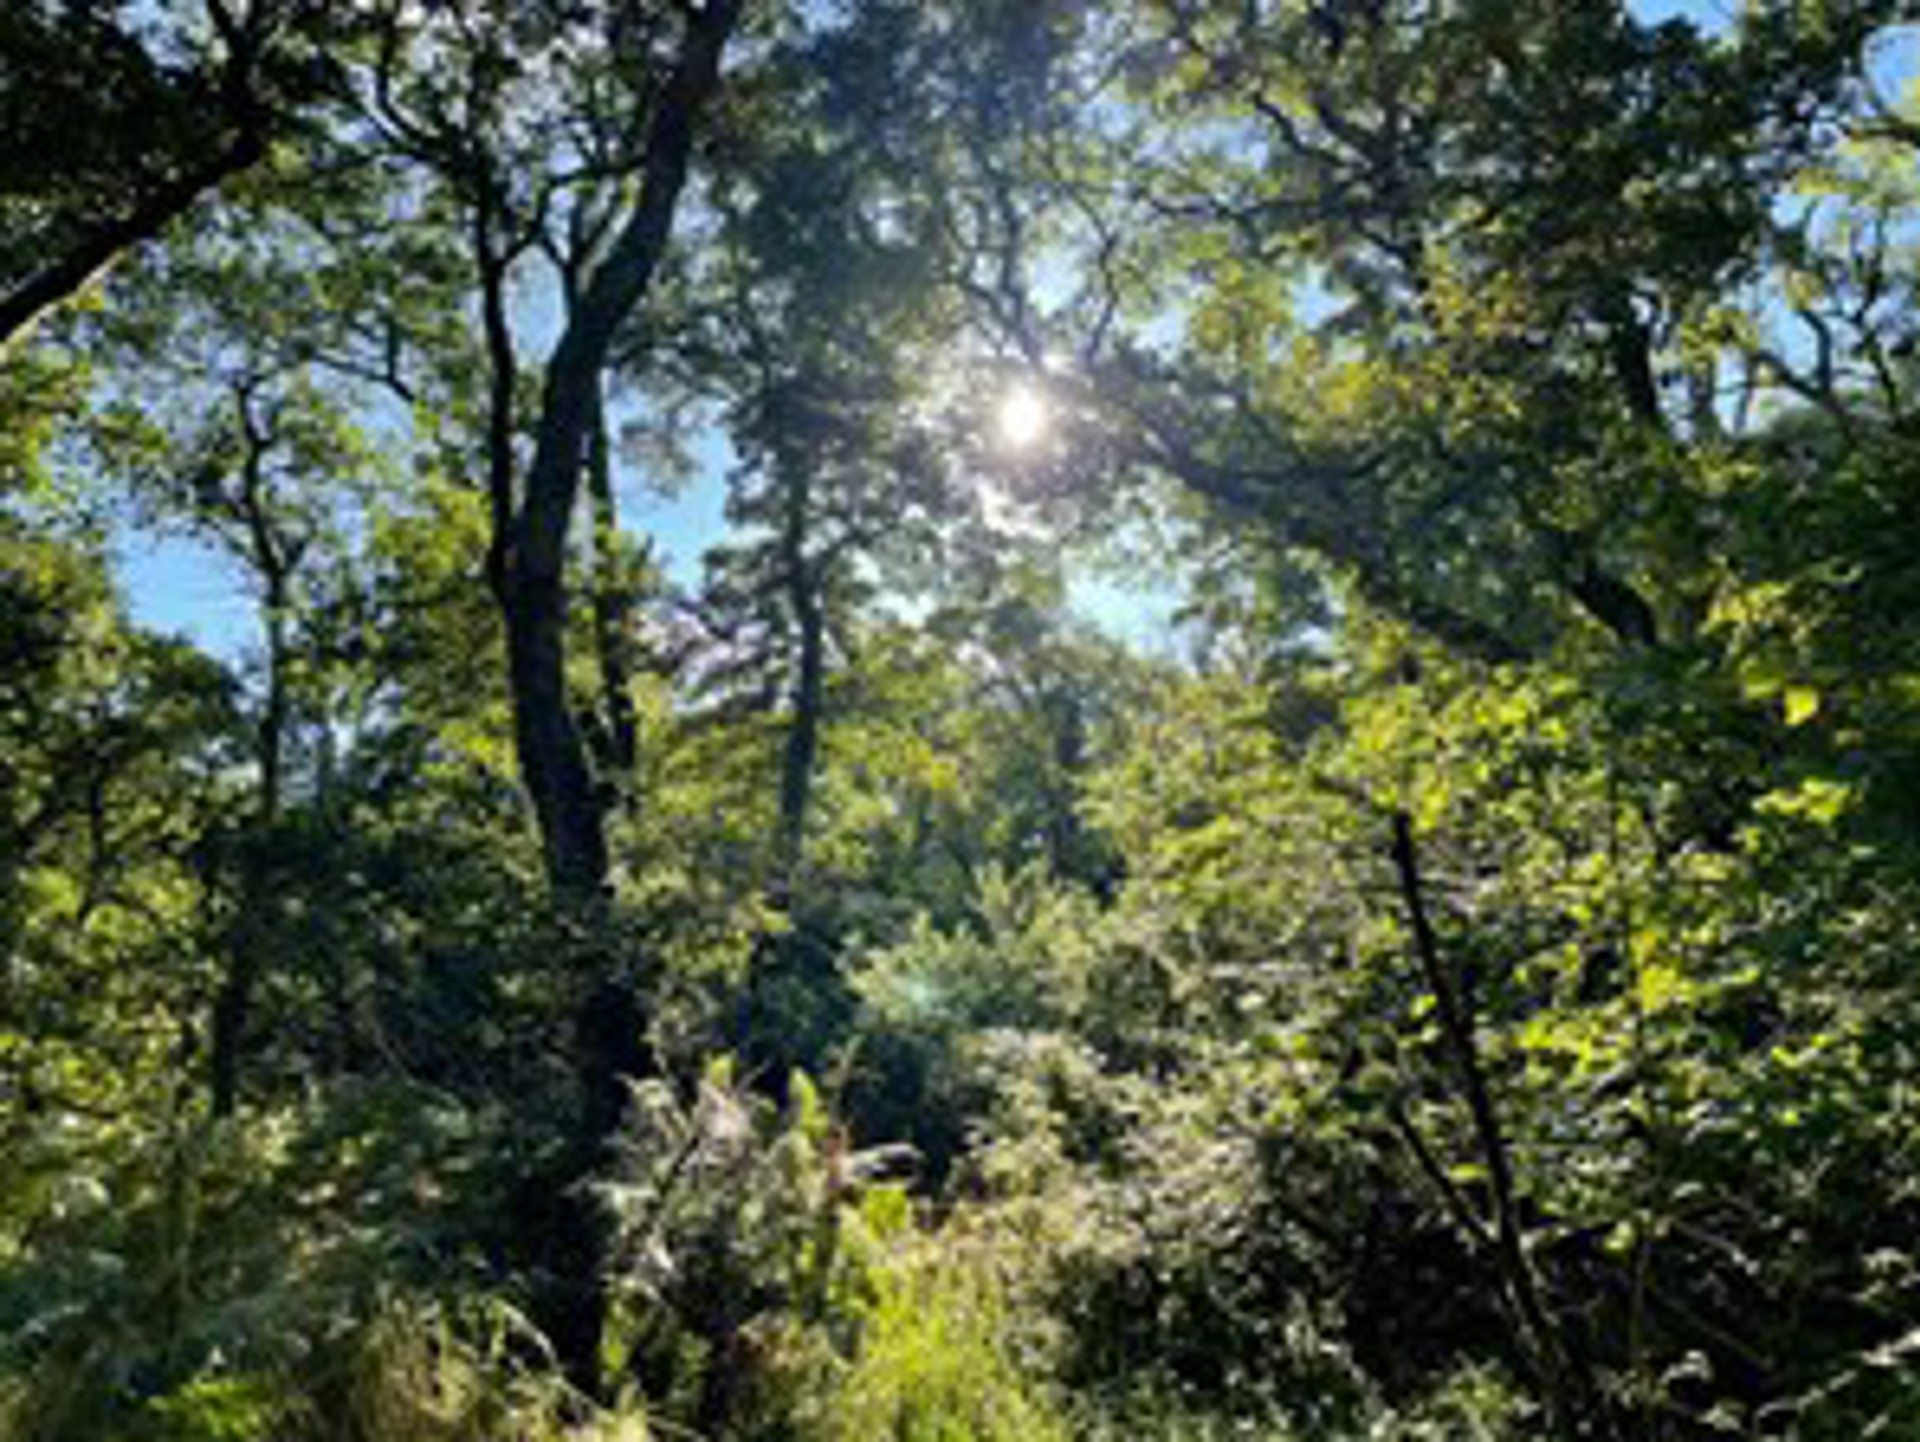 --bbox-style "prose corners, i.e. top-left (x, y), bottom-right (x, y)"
top-left (1635, 0), bottom-right (1729, 23)
top-left (115, 0), bottom-right (1909, 663)
top-left (116, 415), bottom-right (1188, 659)
top-left (116, 419), bottom-right (738, 653)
